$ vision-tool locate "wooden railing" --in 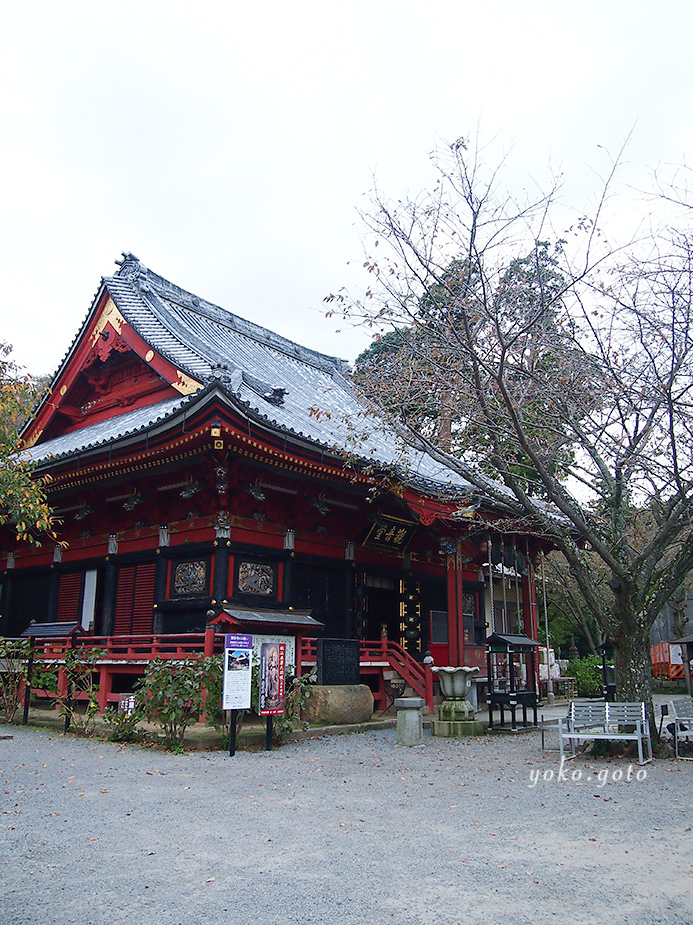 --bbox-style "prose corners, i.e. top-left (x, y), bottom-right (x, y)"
top-left (300, 637), bottom-right (432, 711)
top-left (32, 632), bottom-right (225, 661)
top-left (26, 632), bottom-right (433, 713)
